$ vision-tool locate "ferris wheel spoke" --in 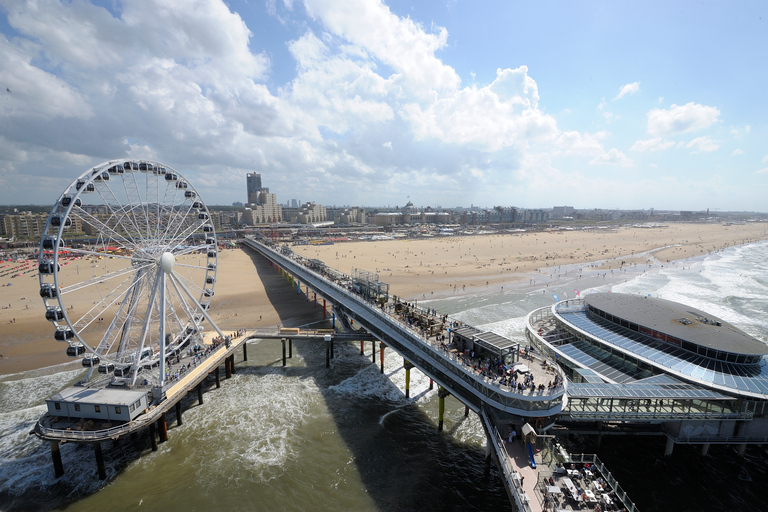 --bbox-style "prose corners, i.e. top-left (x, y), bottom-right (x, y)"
top-left (59, 246), bottom-right (138, 263)
top-left (69, 270), bottom-right (147, 335)
top-left (73, 207), bottom-right (137, 250)
top-left (60, 261), bottom-right (154, 295)
top-left (94, 179), bottom-right (147, 245)
top-left (173, 261), bottom-right (210, 271)
top-left (168, 271), bottom-right (224, 339)
top-left (165, 222), bottom-right (208, 253)
top-left (172, 269), bottom-right (206, 298)
top-left (169, 244), bottom-right (209, 259)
